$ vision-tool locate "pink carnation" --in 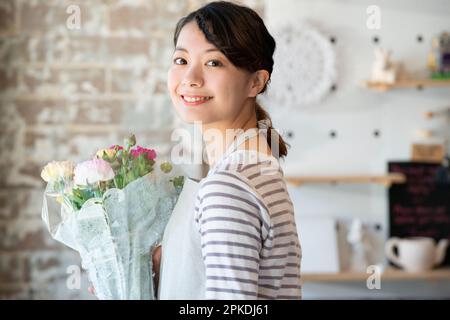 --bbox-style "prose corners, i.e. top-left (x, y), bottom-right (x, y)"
top-left (131, 146), bottom-right (157, 160)
top-left (74, 158), bottom-right (115, 186)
